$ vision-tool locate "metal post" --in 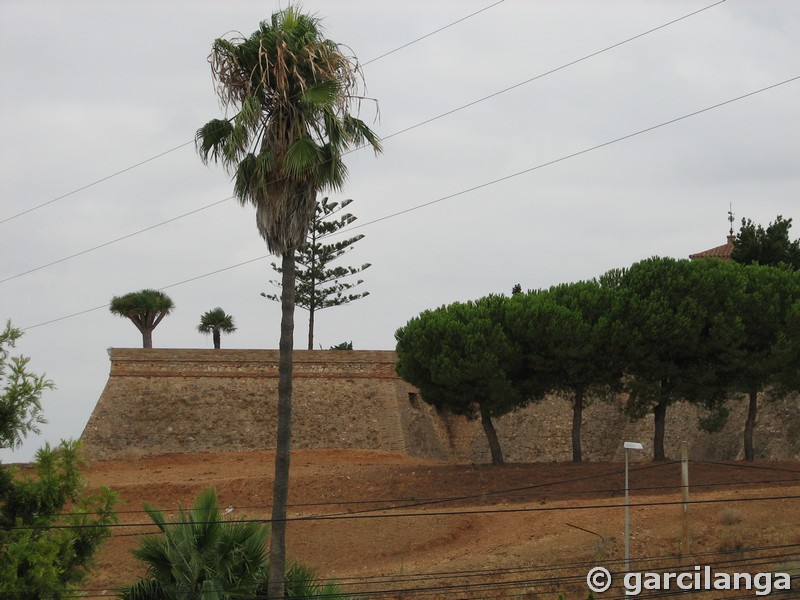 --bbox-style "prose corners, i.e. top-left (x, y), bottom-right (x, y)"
top-left (623, 441), bottom-right (642, 573)
top-left (681, 440), bottom-right (689, 560)
top-left (625, 447), bottom-right (630, 572)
